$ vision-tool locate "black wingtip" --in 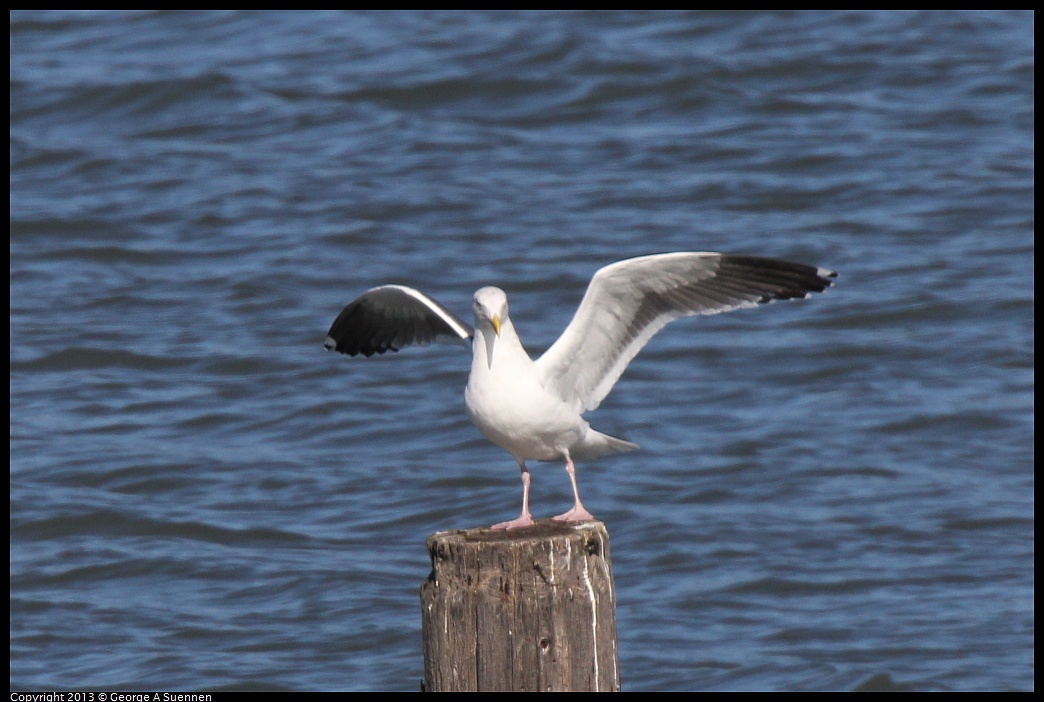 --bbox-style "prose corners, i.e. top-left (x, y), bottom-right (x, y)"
top-left (717, 255), bottom-right (838, 303)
